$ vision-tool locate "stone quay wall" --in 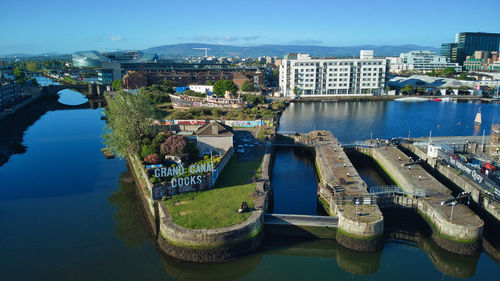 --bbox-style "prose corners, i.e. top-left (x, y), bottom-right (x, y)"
top-left (408, 144), bottom-right (500, 222)
top-left (128, 143), bottom-right (272, 262)
top-left (314, 141), bottom-right (384, 252)
top-left (358, 146), bottom-right (483, 255)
